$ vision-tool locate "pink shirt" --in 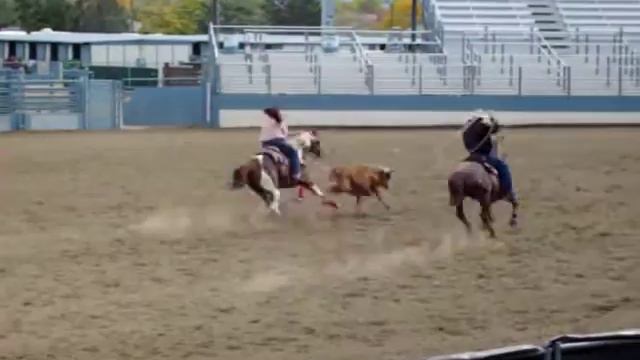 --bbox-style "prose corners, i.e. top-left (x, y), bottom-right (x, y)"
top-left (259, 117), bottom-right (288, 142)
